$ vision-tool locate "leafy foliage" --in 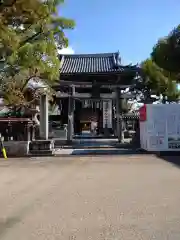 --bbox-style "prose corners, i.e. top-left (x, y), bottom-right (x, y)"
top-left (134, 24), bottom-right (180, 103)
top-left (133, 59), bottom-right (180, 103)
top-left (164, 80), bottom-right (180, 103)
top-left (0, 0), bottom-right (75, 107)
top-left (151, 25), bottom-right (180, 78)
